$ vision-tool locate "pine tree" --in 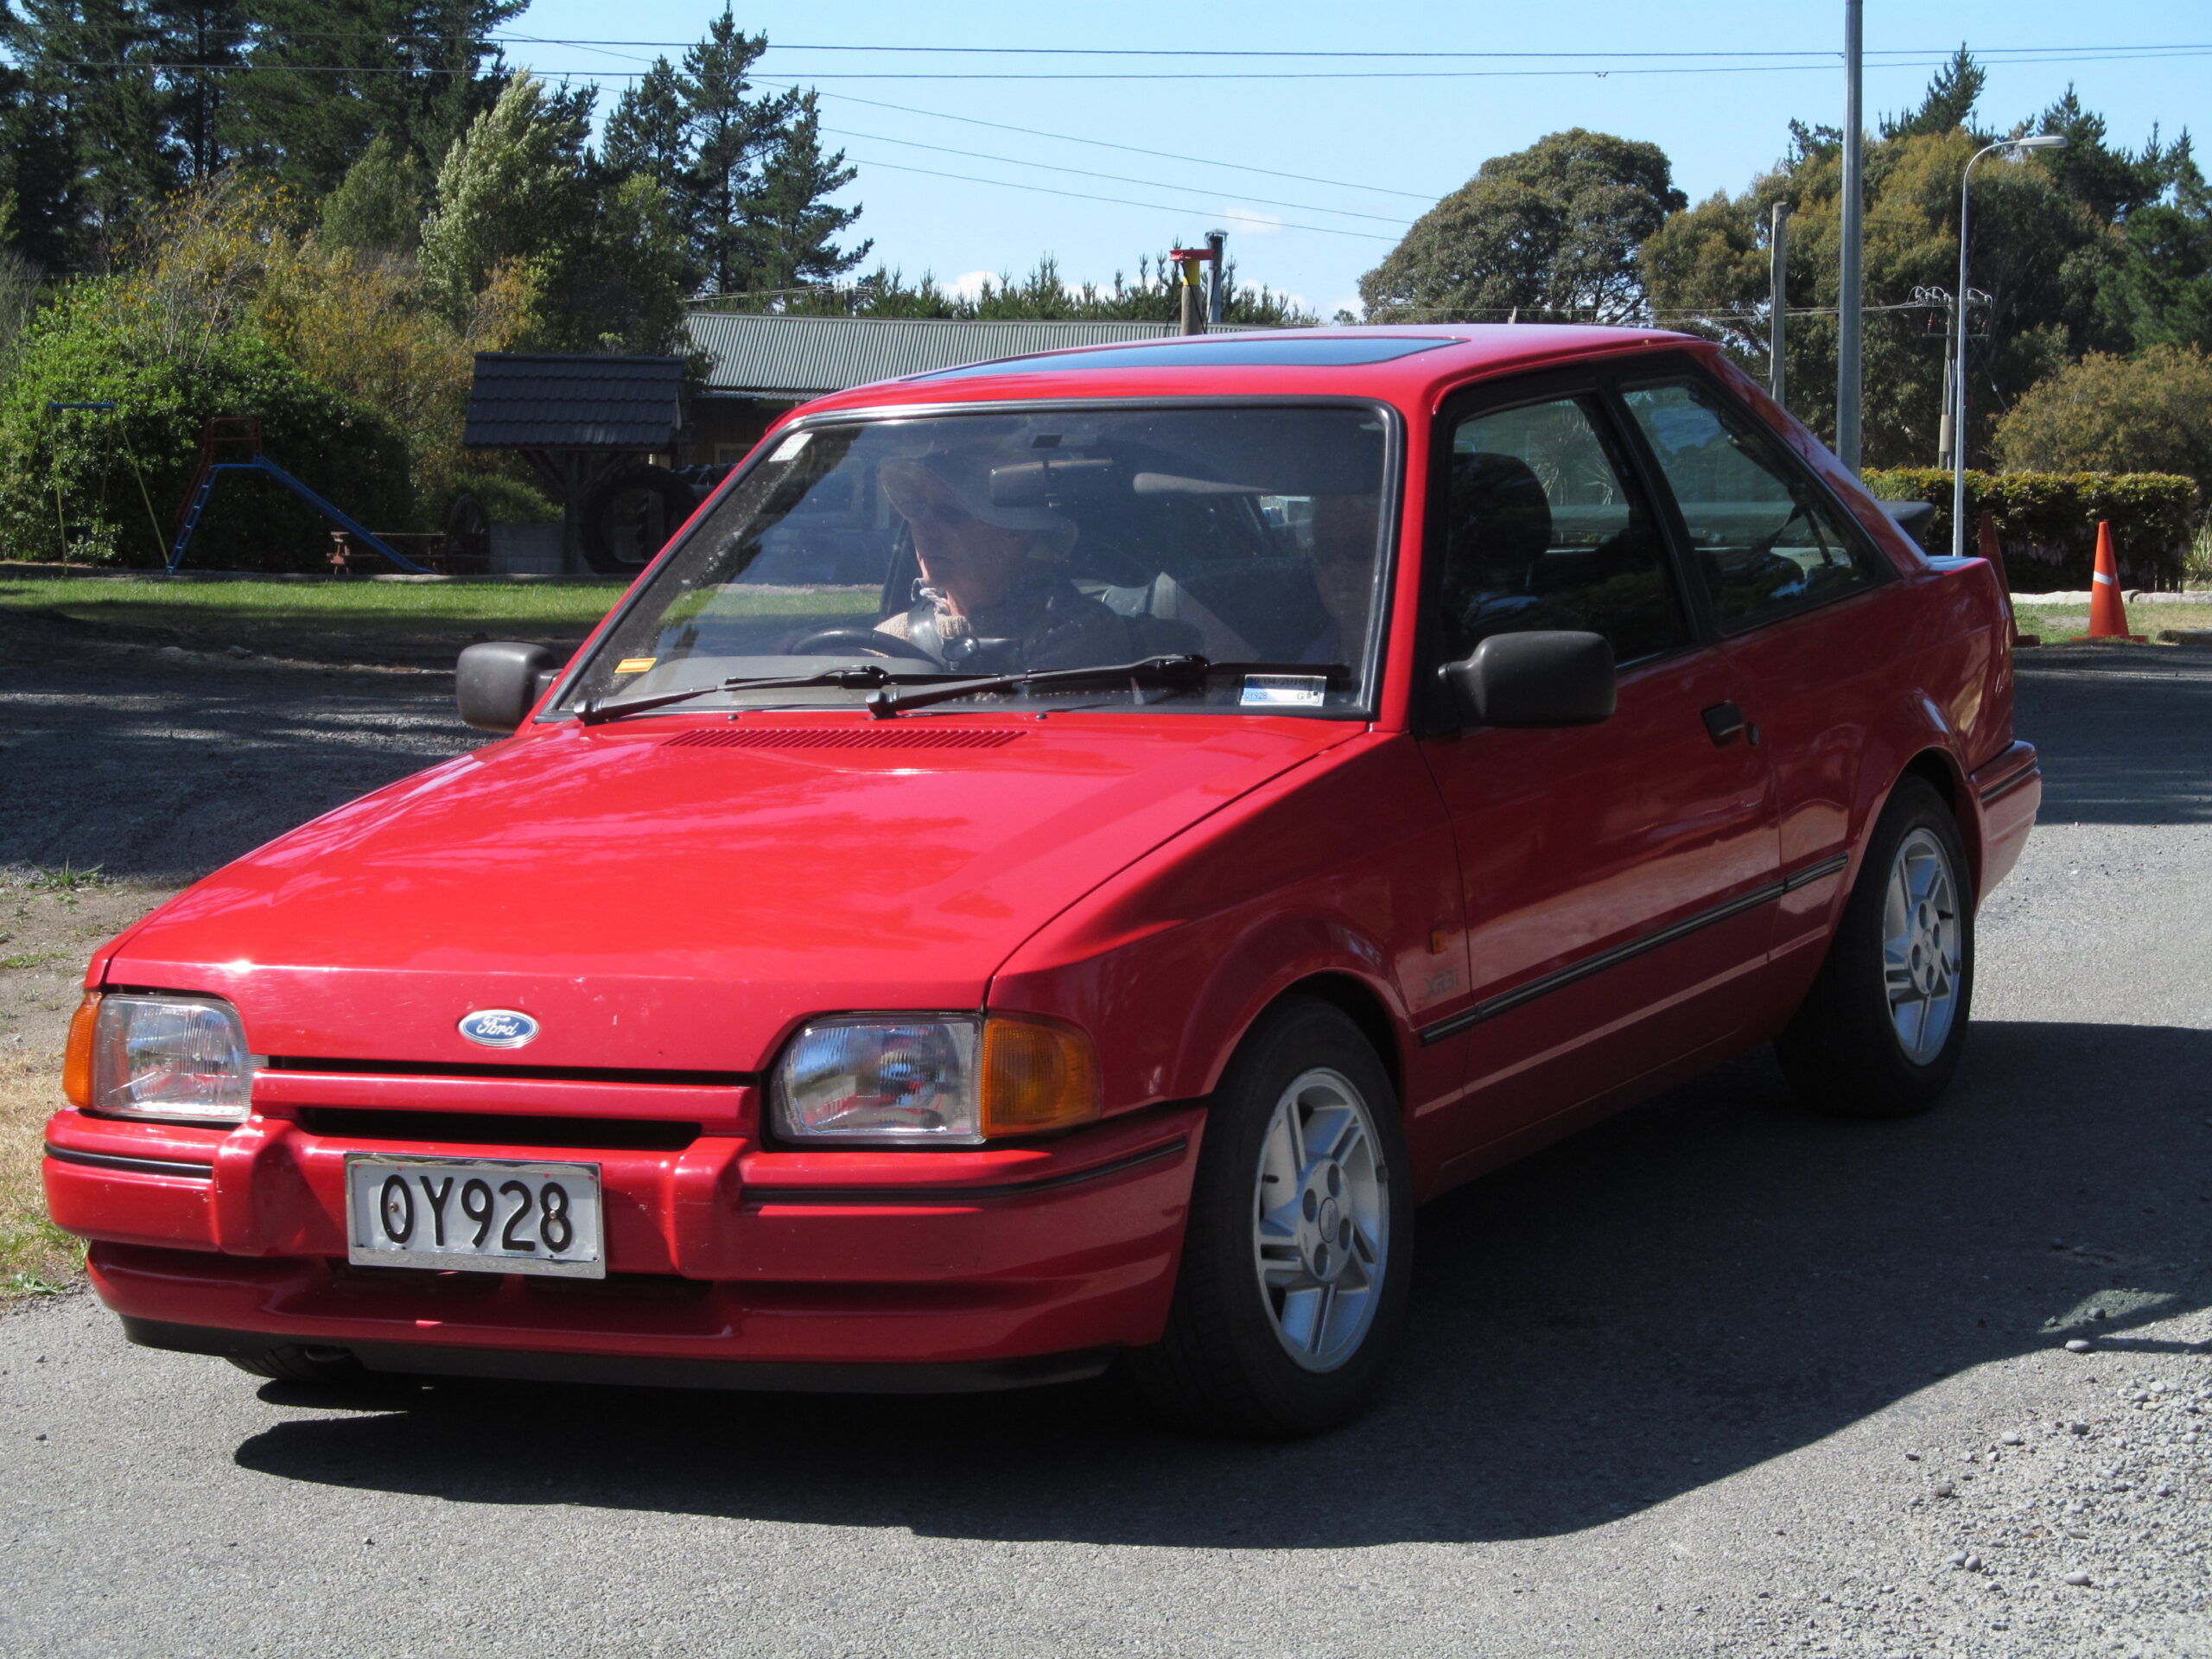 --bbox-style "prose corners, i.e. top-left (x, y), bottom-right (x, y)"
top-left (603, 58), bottom-right (688, 200)
top-left (741, 93), bottom-right (868, 289)
top-left (679, 10), bottom-right (785, 297)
